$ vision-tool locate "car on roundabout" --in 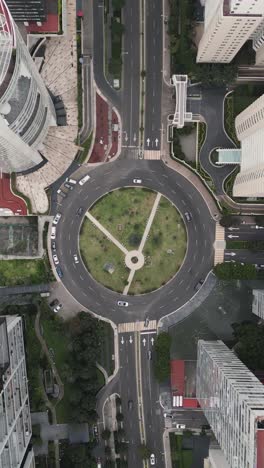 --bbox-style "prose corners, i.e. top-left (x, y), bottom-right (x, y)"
top-left (117, 301), bottom-right (128, 307)
top-left (73, 254), bottom-right (79, 264)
